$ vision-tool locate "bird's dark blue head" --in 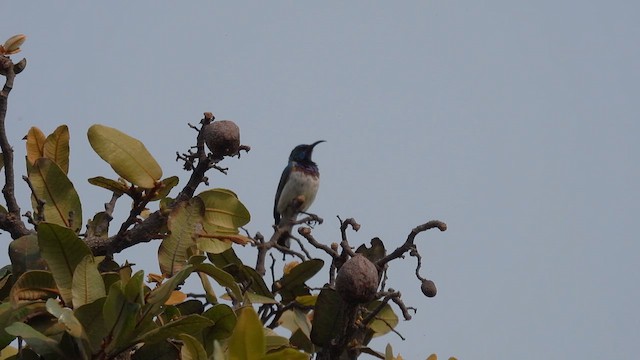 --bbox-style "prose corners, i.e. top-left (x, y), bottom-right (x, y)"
top-left (289, 140), bottom-right (325, 163)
